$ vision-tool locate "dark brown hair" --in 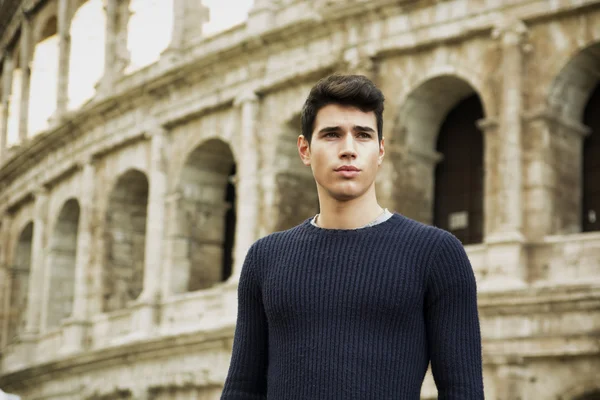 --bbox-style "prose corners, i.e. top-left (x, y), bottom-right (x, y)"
top-left (300, 74), bottom-right (385, 144)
